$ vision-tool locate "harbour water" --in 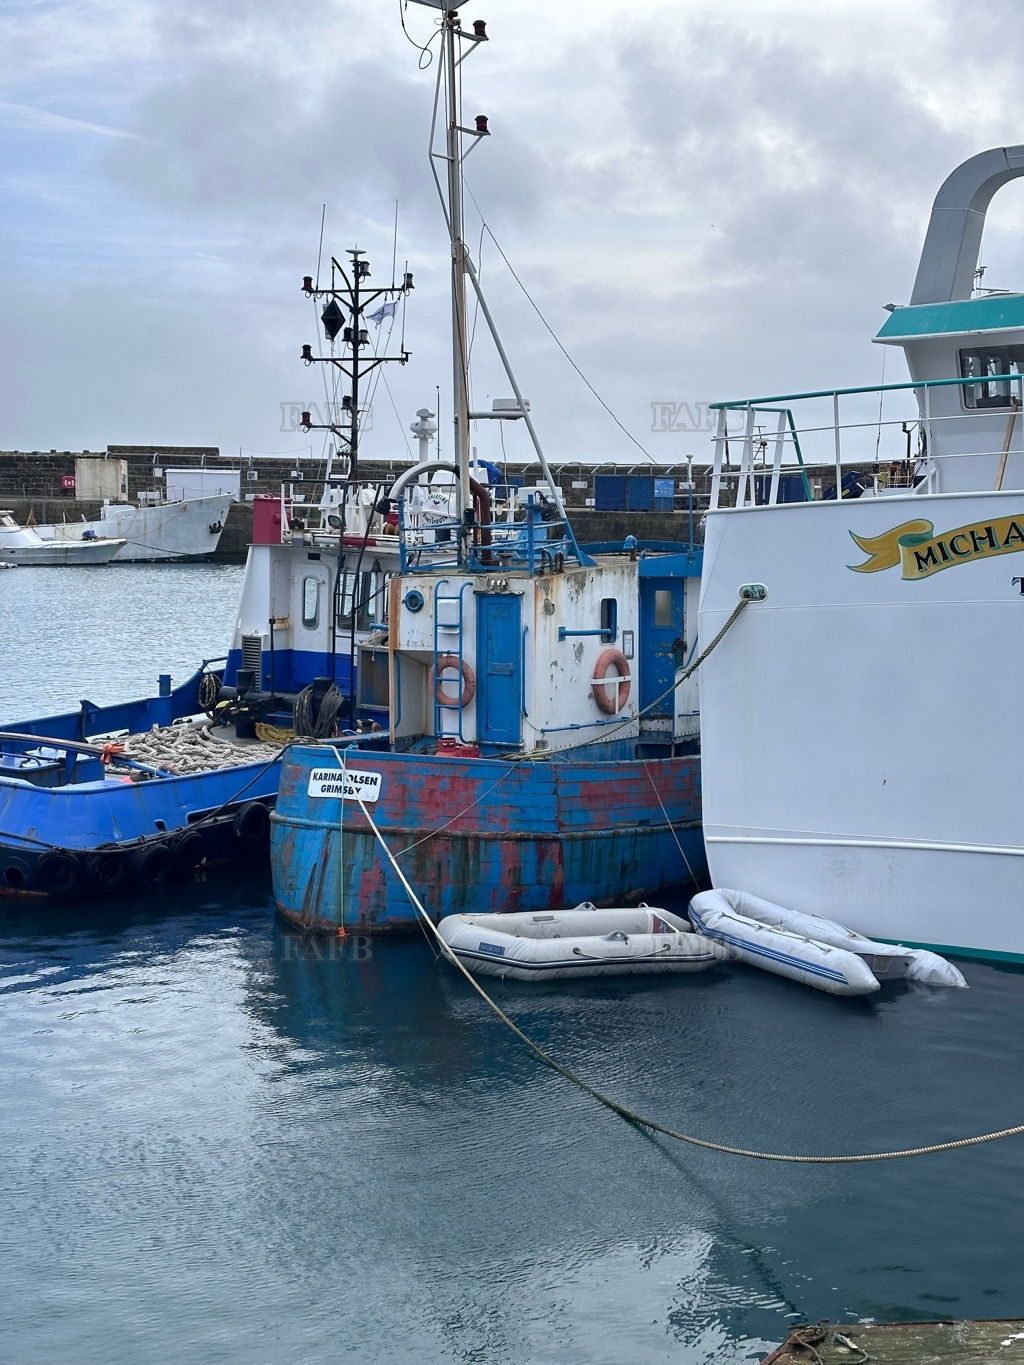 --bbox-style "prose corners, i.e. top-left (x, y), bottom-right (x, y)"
top-left (2, 565), bottom-right (1023, 1363)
